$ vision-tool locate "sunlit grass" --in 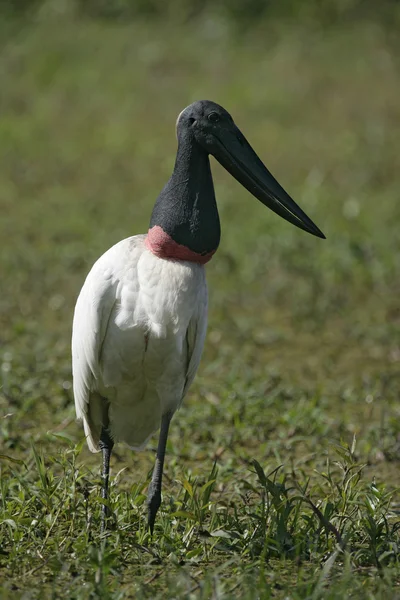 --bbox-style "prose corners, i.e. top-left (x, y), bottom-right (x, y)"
top-left (1, 12), bottom-right (400, 599)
